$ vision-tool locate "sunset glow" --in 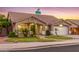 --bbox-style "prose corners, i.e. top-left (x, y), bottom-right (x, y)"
top-left (0, 7), bottom-right (79, 19)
